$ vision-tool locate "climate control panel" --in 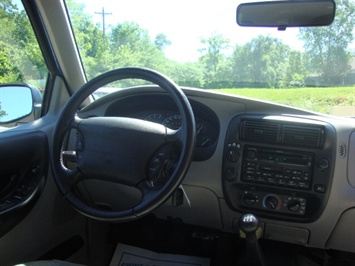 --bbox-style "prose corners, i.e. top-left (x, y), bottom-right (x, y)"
top-left (240, 190), bottom-right (306, 216)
